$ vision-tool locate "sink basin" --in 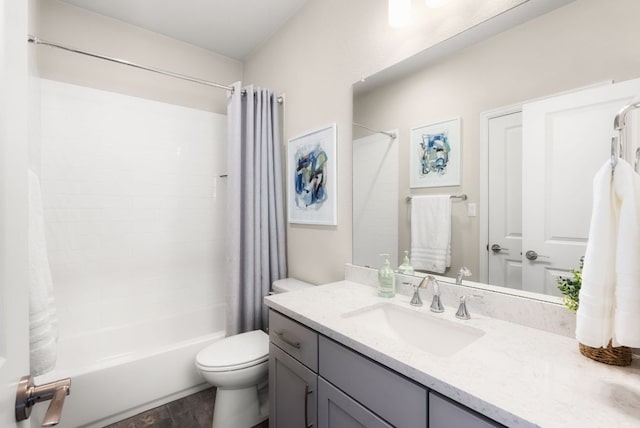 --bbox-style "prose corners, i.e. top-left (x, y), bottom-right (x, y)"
top-left (342, 303), bottom-right (484, 357)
